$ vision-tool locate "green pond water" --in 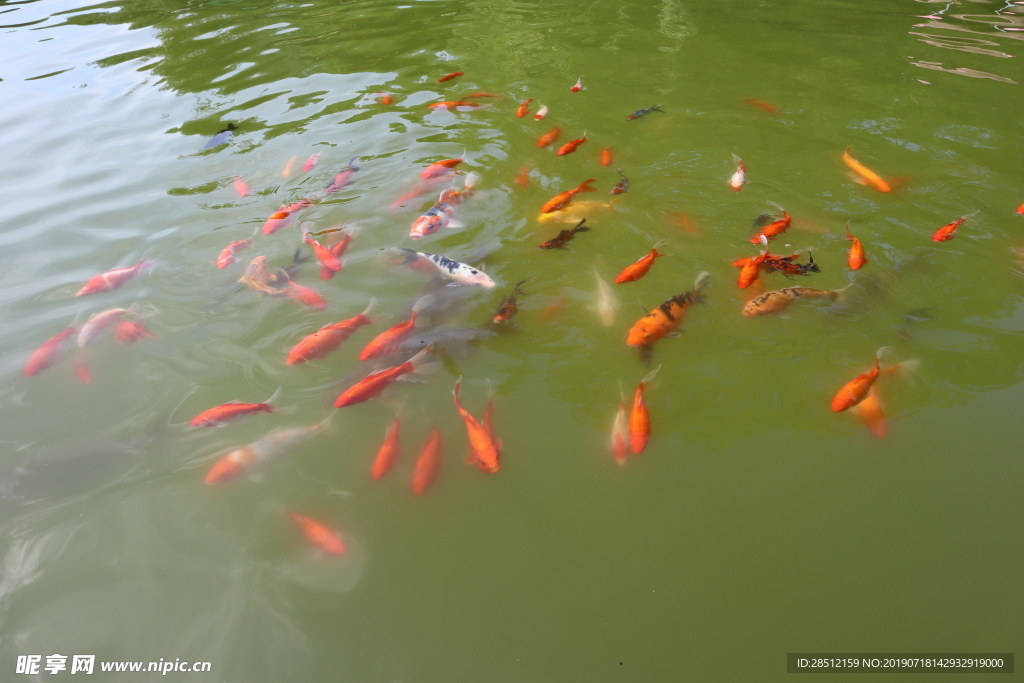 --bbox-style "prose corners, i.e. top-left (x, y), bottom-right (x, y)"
top-left (2, 0), bottom-right (1023, 680)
